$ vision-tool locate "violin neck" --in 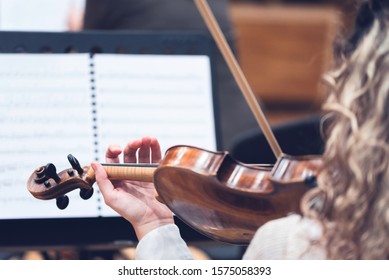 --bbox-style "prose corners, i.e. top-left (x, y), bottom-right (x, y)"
top-left (87, 163), bottom-right (158, 183)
